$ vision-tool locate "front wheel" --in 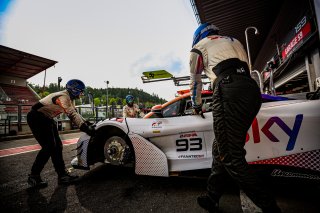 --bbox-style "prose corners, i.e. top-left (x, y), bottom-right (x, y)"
top-left (103, 136), bottom-right (132, 165)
